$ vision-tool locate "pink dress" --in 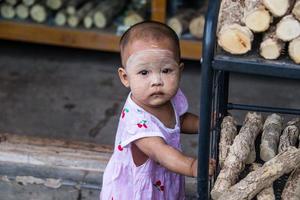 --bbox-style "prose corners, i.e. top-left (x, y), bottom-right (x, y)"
top-left (100, 89), bottom-right (188, 200)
